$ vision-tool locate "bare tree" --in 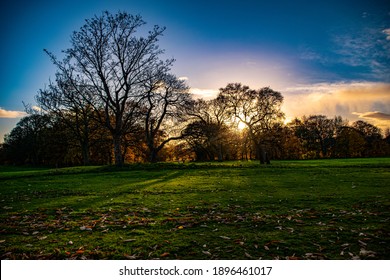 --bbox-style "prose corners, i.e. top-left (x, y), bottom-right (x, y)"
top-left (45, 11), bottom-right (173, 166)
top-left (218, 83), bottom-right (284, 164)
top-left (141, 72), bottom-right (192, 162)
